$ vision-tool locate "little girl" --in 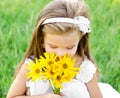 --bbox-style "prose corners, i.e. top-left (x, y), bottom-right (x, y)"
top-left (7, 0), bottom-right (120, 98)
